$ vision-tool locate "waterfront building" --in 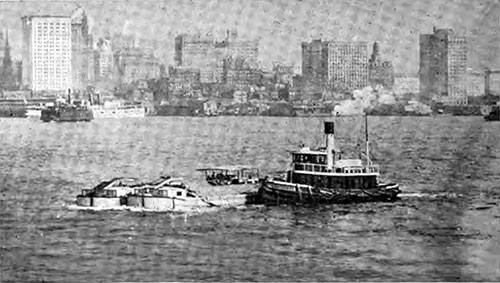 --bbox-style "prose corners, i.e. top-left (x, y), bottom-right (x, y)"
top-left (273, 63), bottom-right (294, 85)
top-left (21, 15), bottom-right (72, 92)
top-left (368, 42), bottom-right (394, 89)
top-left (327, 41), bottom-right (369, 93)
top-left (222, 57), bottom-right (261, 89)
top-left (420, 28), bottom-right (467, 105)
top-left (393, 77), bottom-right (420, 97)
